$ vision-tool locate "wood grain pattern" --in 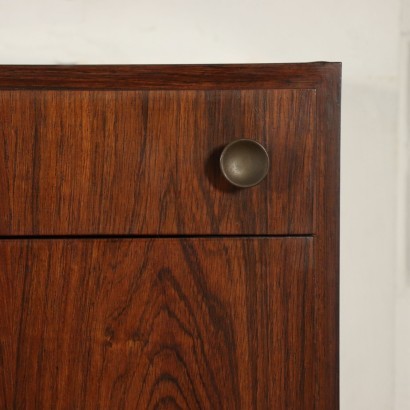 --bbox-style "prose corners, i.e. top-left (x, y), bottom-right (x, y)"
top-left (0, 63), bottom-right (336, 90)
top-left (313, 63), bottom-right (341, 409)
top-left (0, 63), bottom-right (341, 409)
top-left (0, 238), bottom-right (314, 410)
top-left (0, 89), bottom-right (315, 235)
